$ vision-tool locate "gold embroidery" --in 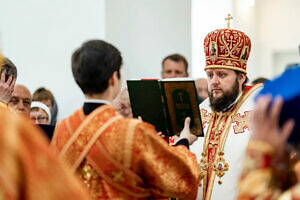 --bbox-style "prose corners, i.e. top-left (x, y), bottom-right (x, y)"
top-left (60, 105), bottom-right (122, 172)
top-left (124, 119), bottom-right (140, 169)
top-left (199, 84), bottom-right (263, 200)
top-left (200, 109), bottom-right (212, 129)
top-left (204, 65), bottom-right (247, 74)
top-left (199, 151), bottom-right (208, 187)
top-left (199, 113), bottom-right (215, 188)
top-left (83, 164), bottom-right (92, 181)
top-left (111, 171), bottom-right (124, 182)
top-left (0, 190), bottom-right (4, 200)
top-left (232, 111), bottom-right (251, 134)
top-left (77, 159), bottom-right (102, 197)
top-left (220, 30), bottom-right (242, 59)
top-left (213, 152), bottom-right (229, 184)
